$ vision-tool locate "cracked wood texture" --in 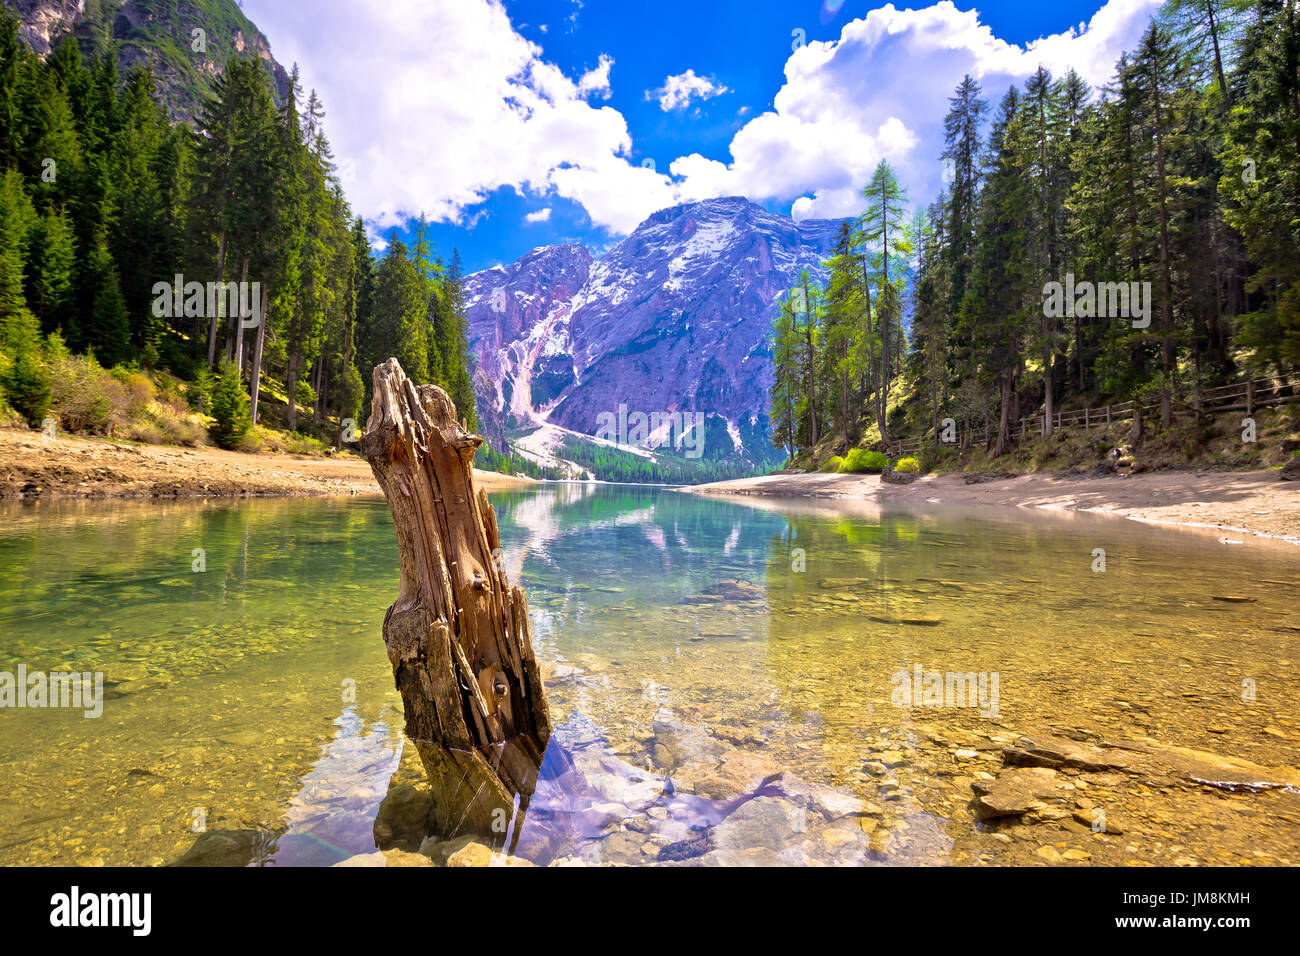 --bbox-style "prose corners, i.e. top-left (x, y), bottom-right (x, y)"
top-left (360, 358), bottom-right (551, 837)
